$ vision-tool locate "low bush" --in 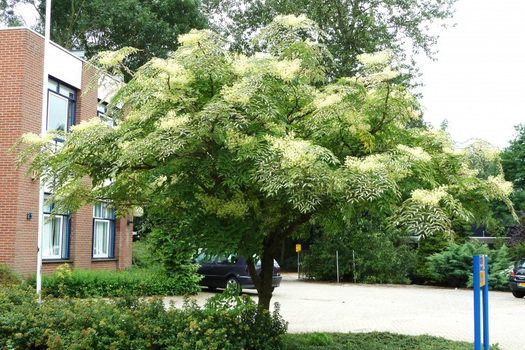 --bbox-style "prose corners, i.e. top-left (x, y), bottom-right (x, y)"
top-left (27, 264), bottom-right (201, 298)
top-left (0, 264), bottom-right (21, 285)
top-left (0, 284), bottom-right (287, 350)
top-left (426, 242), bottom-right (511, 290)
